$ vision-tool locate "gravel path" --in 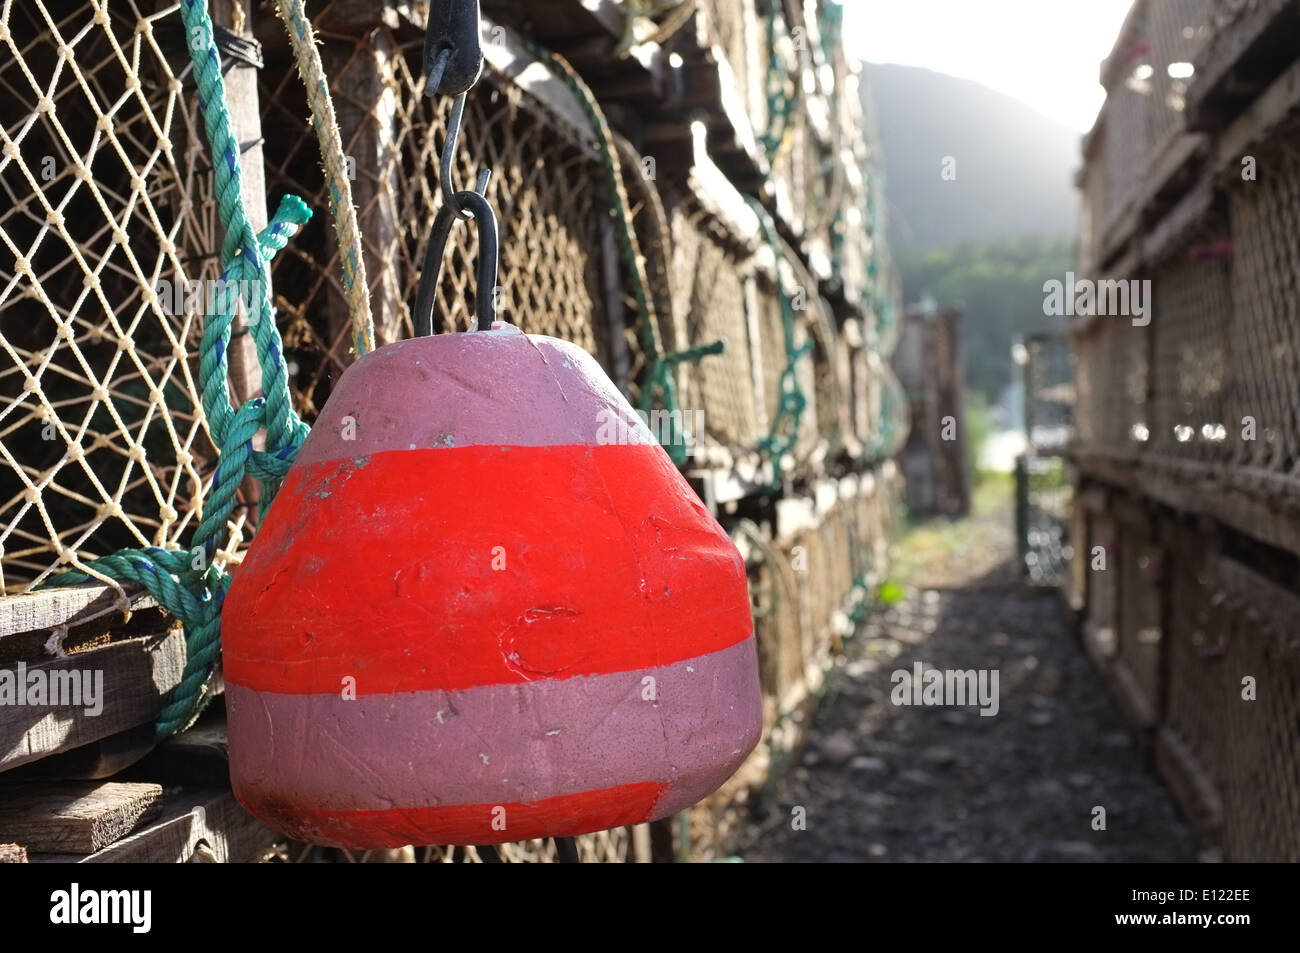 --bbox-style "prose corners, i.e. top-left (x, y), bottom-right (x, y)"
top-left (736, 495), bottom-right (1199, 863)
